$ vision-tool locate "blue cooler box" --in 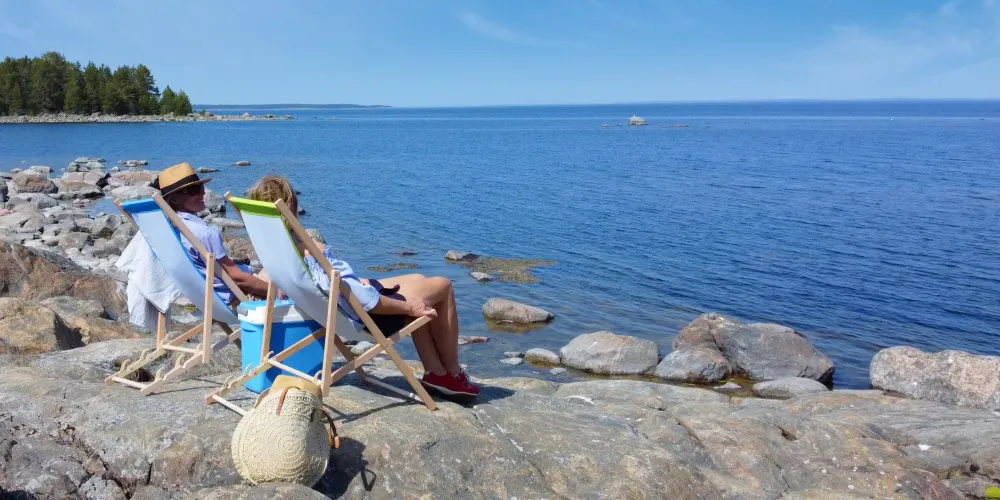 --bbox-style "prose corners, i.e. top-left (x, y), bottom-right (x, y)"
top-left (238, 299), bottom-right (323, 394)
